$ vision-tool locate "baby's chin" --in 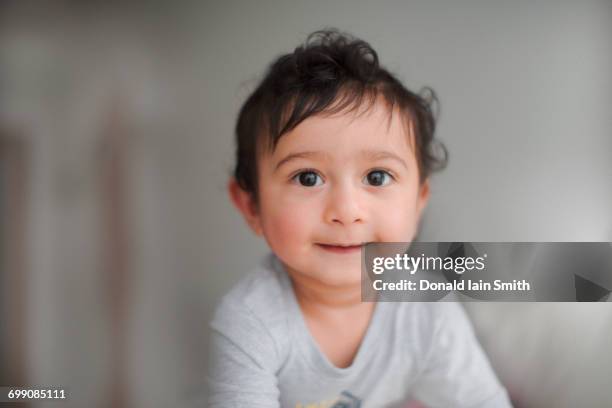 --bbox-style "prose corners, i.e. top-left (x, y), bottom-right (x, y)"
top-left (293, 261), bottom-right (363, 288)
